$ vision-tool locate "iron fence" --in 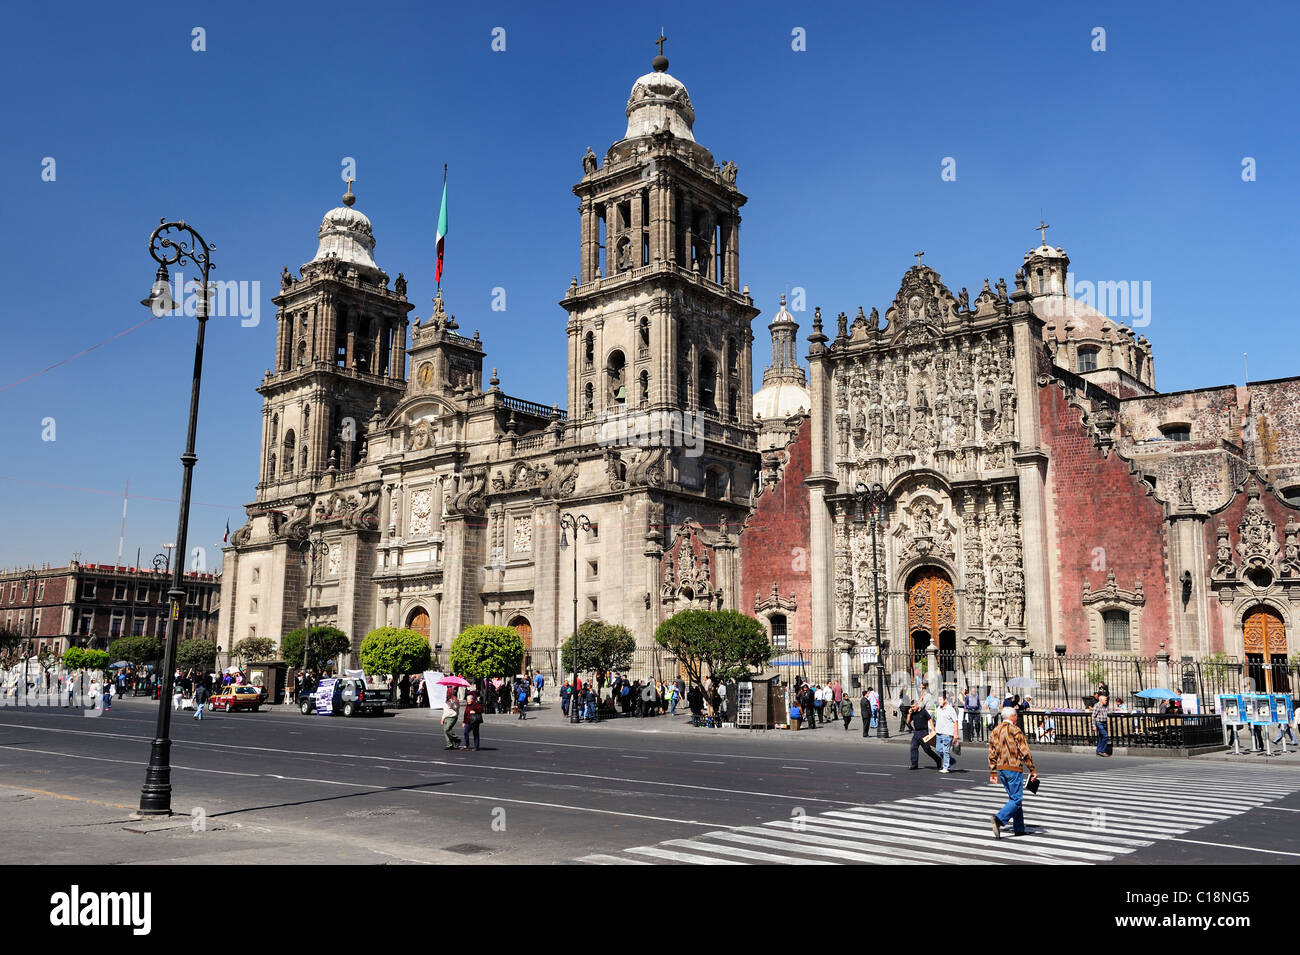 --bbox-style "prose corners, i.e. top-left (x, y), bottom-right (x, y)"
top-left (1020, 711), bottom-right (1224, 749)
